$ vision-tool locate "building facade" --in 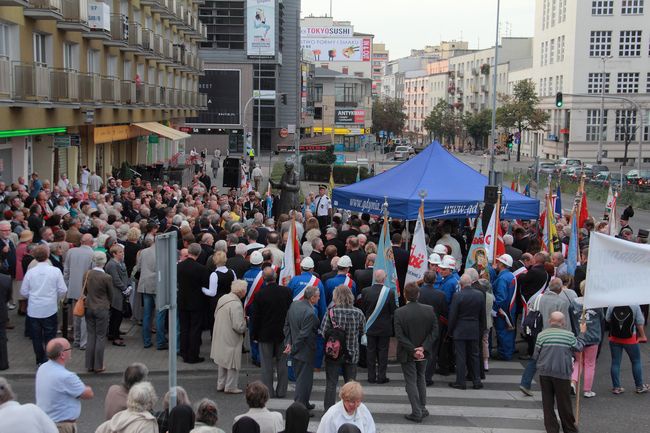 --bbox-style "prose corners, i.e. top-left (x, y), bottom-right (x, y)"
top-left (371, 42), bottom-right (388, 96)
top-left (0, 0), bottom-right (206, 185)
